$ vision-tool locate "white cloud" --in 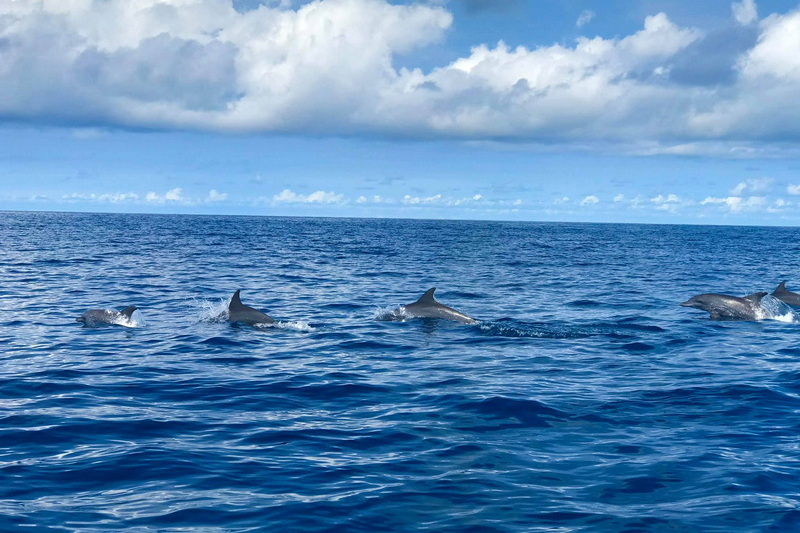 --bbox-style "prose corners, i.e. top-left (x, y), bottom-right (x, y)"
top-left (402, 193), bottom-right (443, 205)
top-left (730, 177), bottom-right (772, 195)
top-left (576, 10), bottom-right (595, 28)
top-left (207, 189), bottom-right (227, 202)
top-left (356, 194), bottom-right (384, 204)
top-left (690, 9), bottom-right (800, 143)
top-left (768, 198), bottom-right (791, 212)
top-left (0, 0), bottom-right (799, 152)
top-left (650, 193), bottom-right (682, 212)
top-left (165, 188), bottom-right (183, 201)
top-left (398, 193), bottom-right (505, 207)
top-left (651, 193), bottom-right (679, 203)
top-left (62, 192), bottom-right (140, 203)
top-left (580, 195), bottom-right (599, 206)
top-left (788, 184), bottom-right (800, 195)
top-left (554, 196), bottom-right (570, 204)
top-left (146, 187), bottom-right (186, 204)
top-left (0, 0), bottom-right (452, 131)
top-left (61, 188), bottom-right (230, 205)
top-left (701, 195), bottom-right (766, 212)
top-left (613, 194), bottom-right (625, 202)
top-left (272, 189), bottom-right (345, 204)
top-left (732, 0), bottom-right (758, 26)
